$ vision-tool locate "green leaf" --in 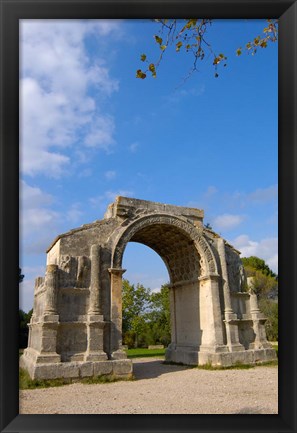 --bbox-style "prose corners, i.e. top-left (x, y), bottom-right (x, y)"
top-left (176, 41), bottom-right (183, 52)
top-left (154, 35), bottom-right (163, 45)
top-left (140, 54), bottom-right (147, 62)
top-left (149, 63), bottom-right (156, 73)
top-left (236, 48), bottom-right (242, 56)
top-left (160, 45), bottom-right (167, 51)
top-left (136, 69), bottom-right (147, 79)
